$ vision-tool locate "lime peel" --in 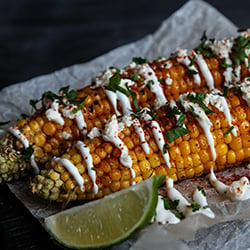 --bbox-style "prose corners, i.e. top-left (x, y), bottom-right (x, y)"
top-left (44, 175), bottom-right (165, 249)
